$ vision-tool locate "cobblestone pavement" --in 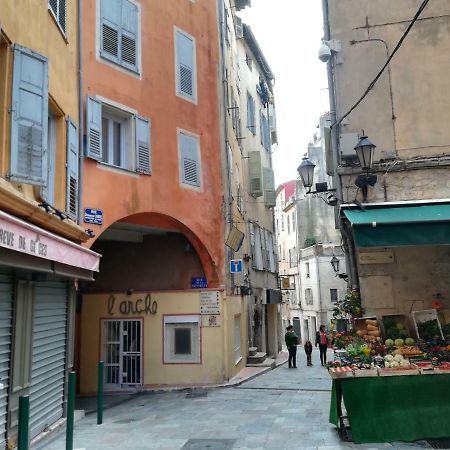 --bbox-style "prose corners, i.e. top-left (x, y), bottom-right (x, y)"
top-left (37, 348), bottom-right (431, 450)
